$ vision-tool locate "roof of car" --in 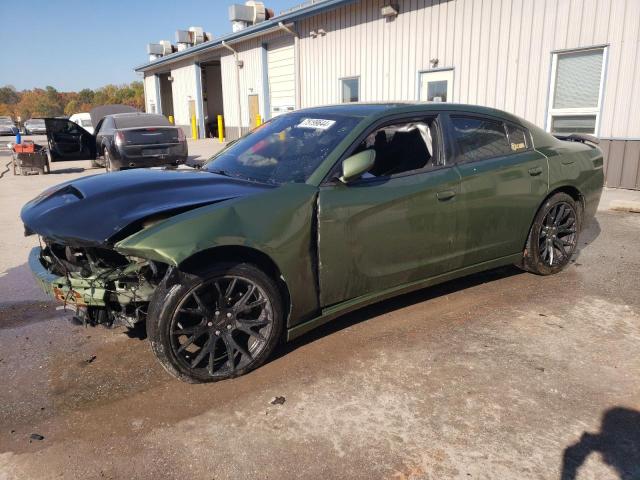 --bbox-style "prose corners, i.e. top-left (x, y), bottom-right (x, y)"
top-left (296, 102), bottom-right (525, 122)
top-left (109, 112), bottom-right (158, 118)
top-left (110, 113), bottom-right (171, 128)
